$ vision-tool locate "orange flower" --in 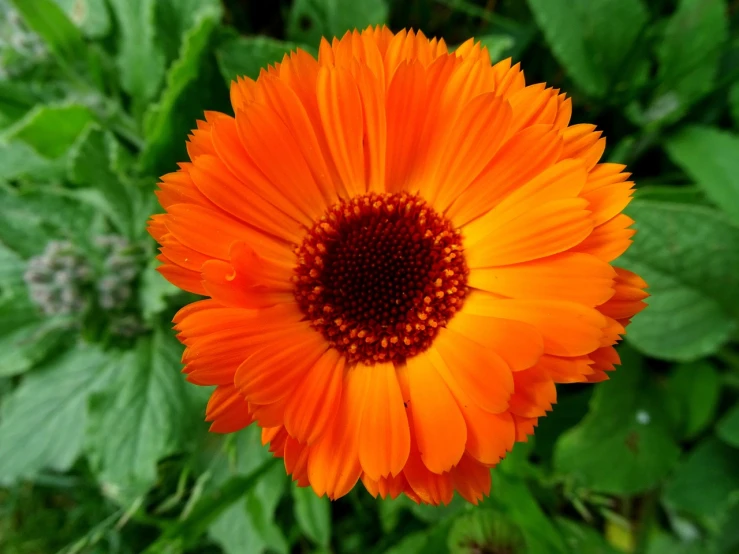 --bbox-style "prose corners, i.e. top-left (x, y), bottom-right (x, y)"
top-left (149, 26), bottom-right (648, 505)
